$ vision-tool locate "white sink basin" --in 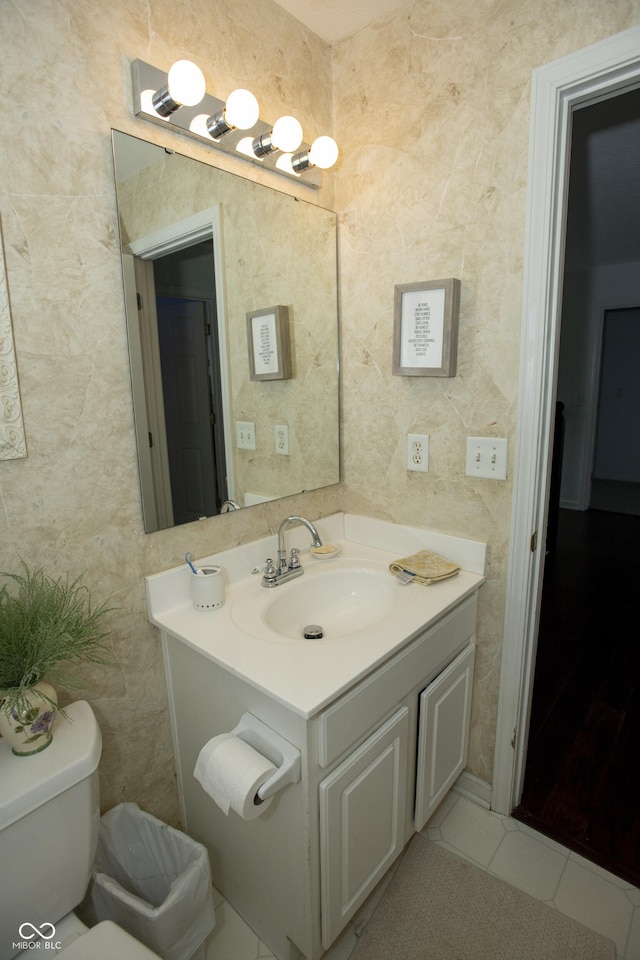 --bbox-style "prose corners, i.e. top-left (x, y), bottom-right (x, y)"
top-left (231, 558), bottom-right (415, 642)
top-left (146, 513), bottom-right (486, 714)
